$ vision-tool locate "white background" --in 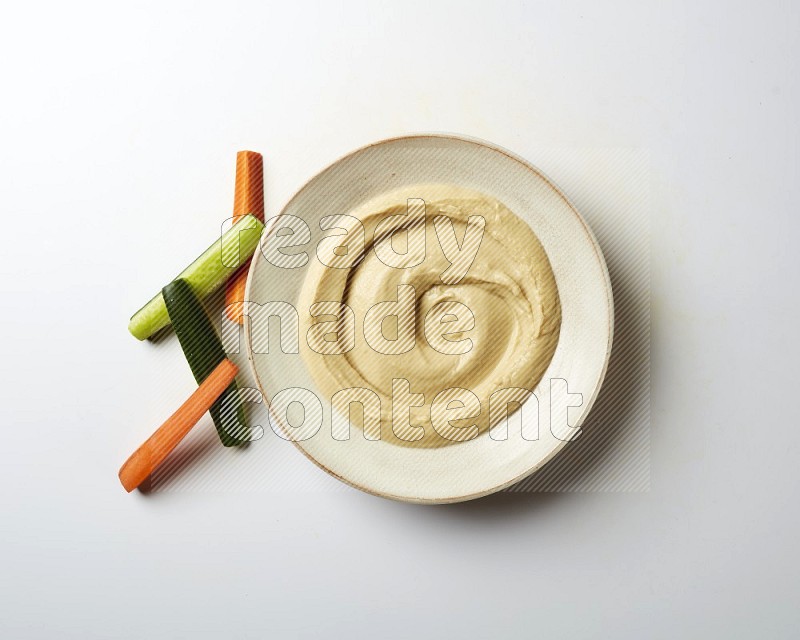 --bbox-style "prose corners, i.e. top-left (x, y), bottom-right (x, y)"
top-left (1, 1), bottom-right (798, 638)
